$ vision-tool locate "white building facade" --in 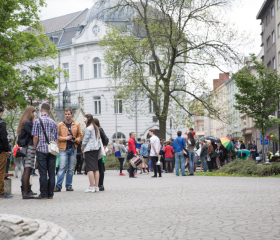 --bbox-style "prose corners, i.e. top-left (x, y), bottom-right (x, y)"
top-left (22, 1), bottom-right (187, 141)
